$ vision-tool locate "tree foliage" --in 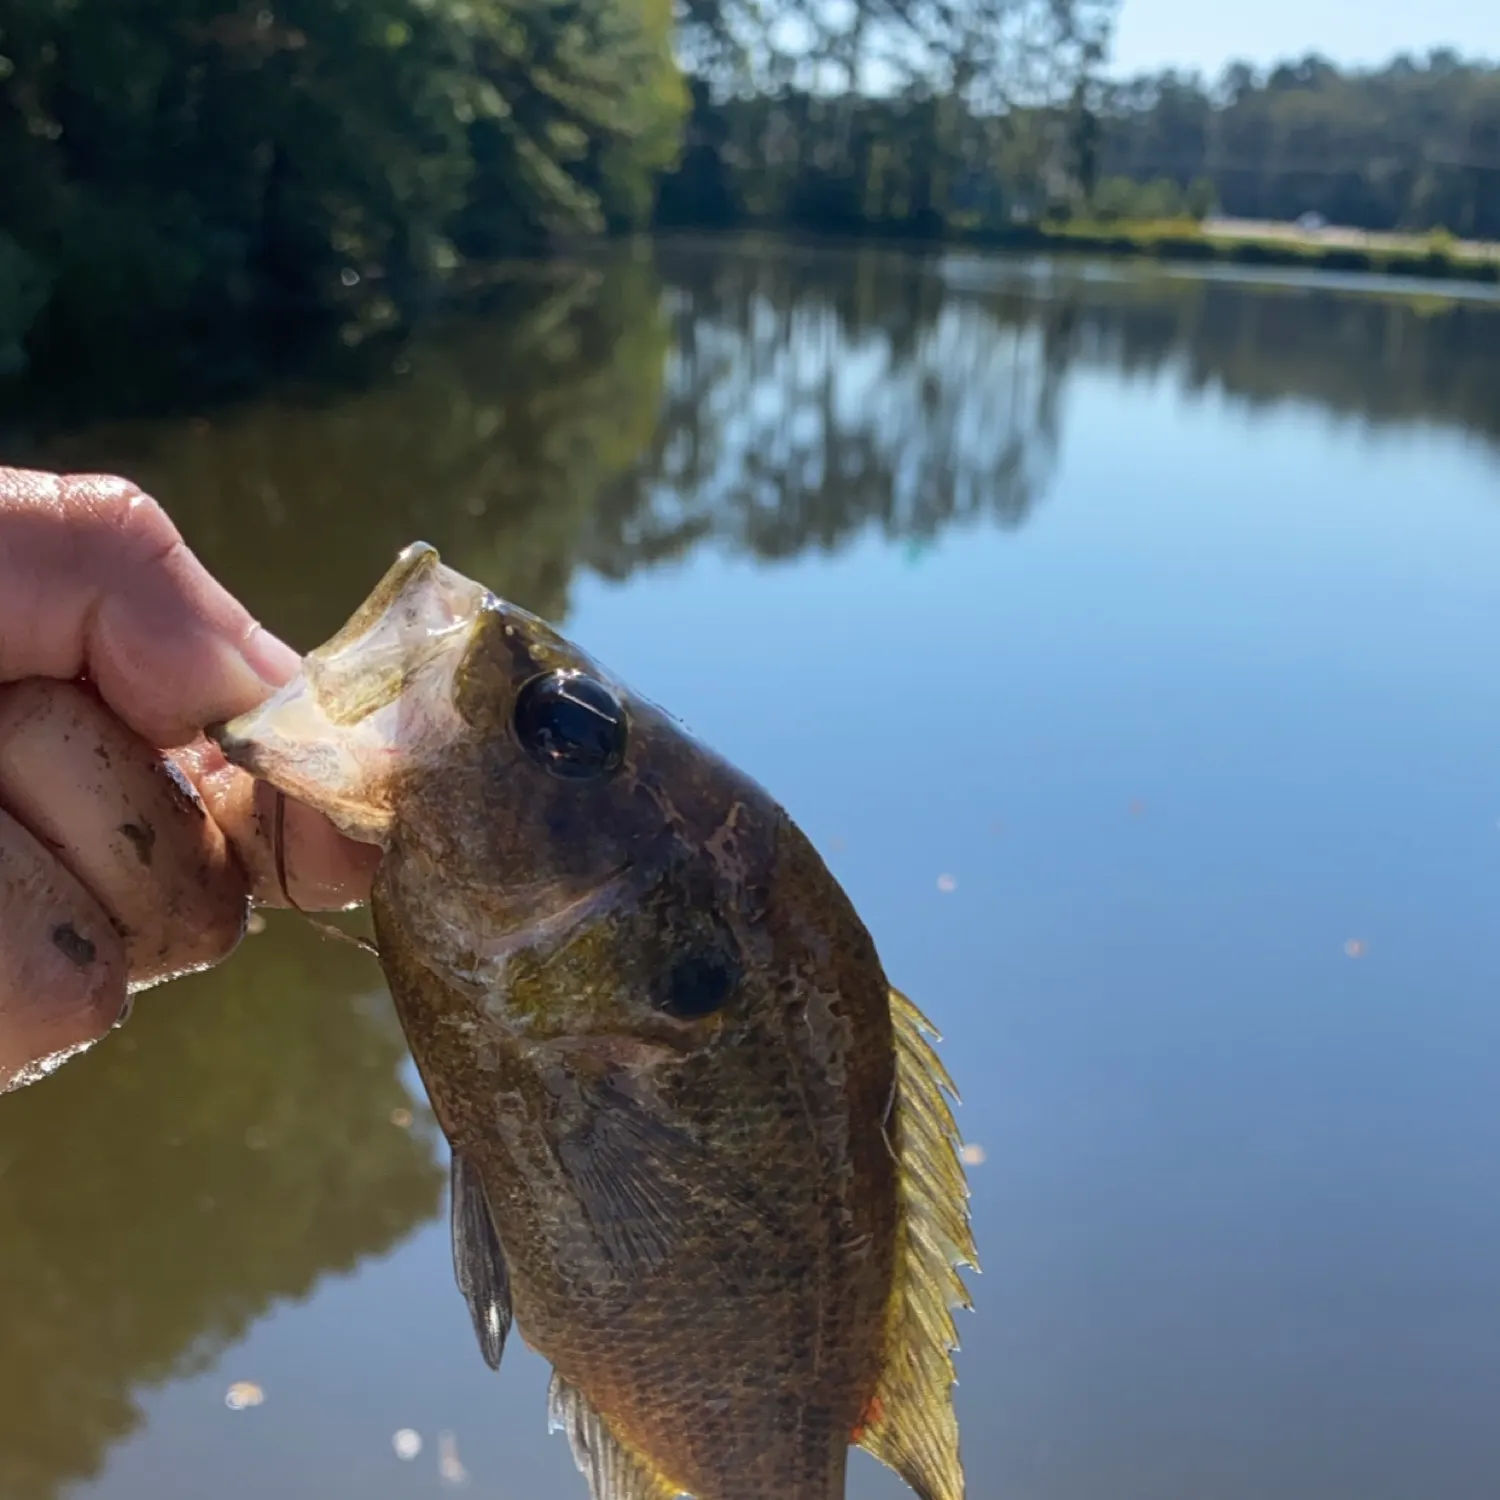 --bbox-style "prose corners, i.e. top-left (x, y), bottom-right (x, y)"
top-left (656, 45), bottom-right (1500, 242)
top-left (0, 0), bottom-right (1129, 366)
top-left (12, 0), bottom-right (1489, 387)
top-left (0, 0), bottom-right (686, 351)
top-left (1096, 51), bottom-right (1500, 238)
top-left (659, 0), bottom-right (1117, 234)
